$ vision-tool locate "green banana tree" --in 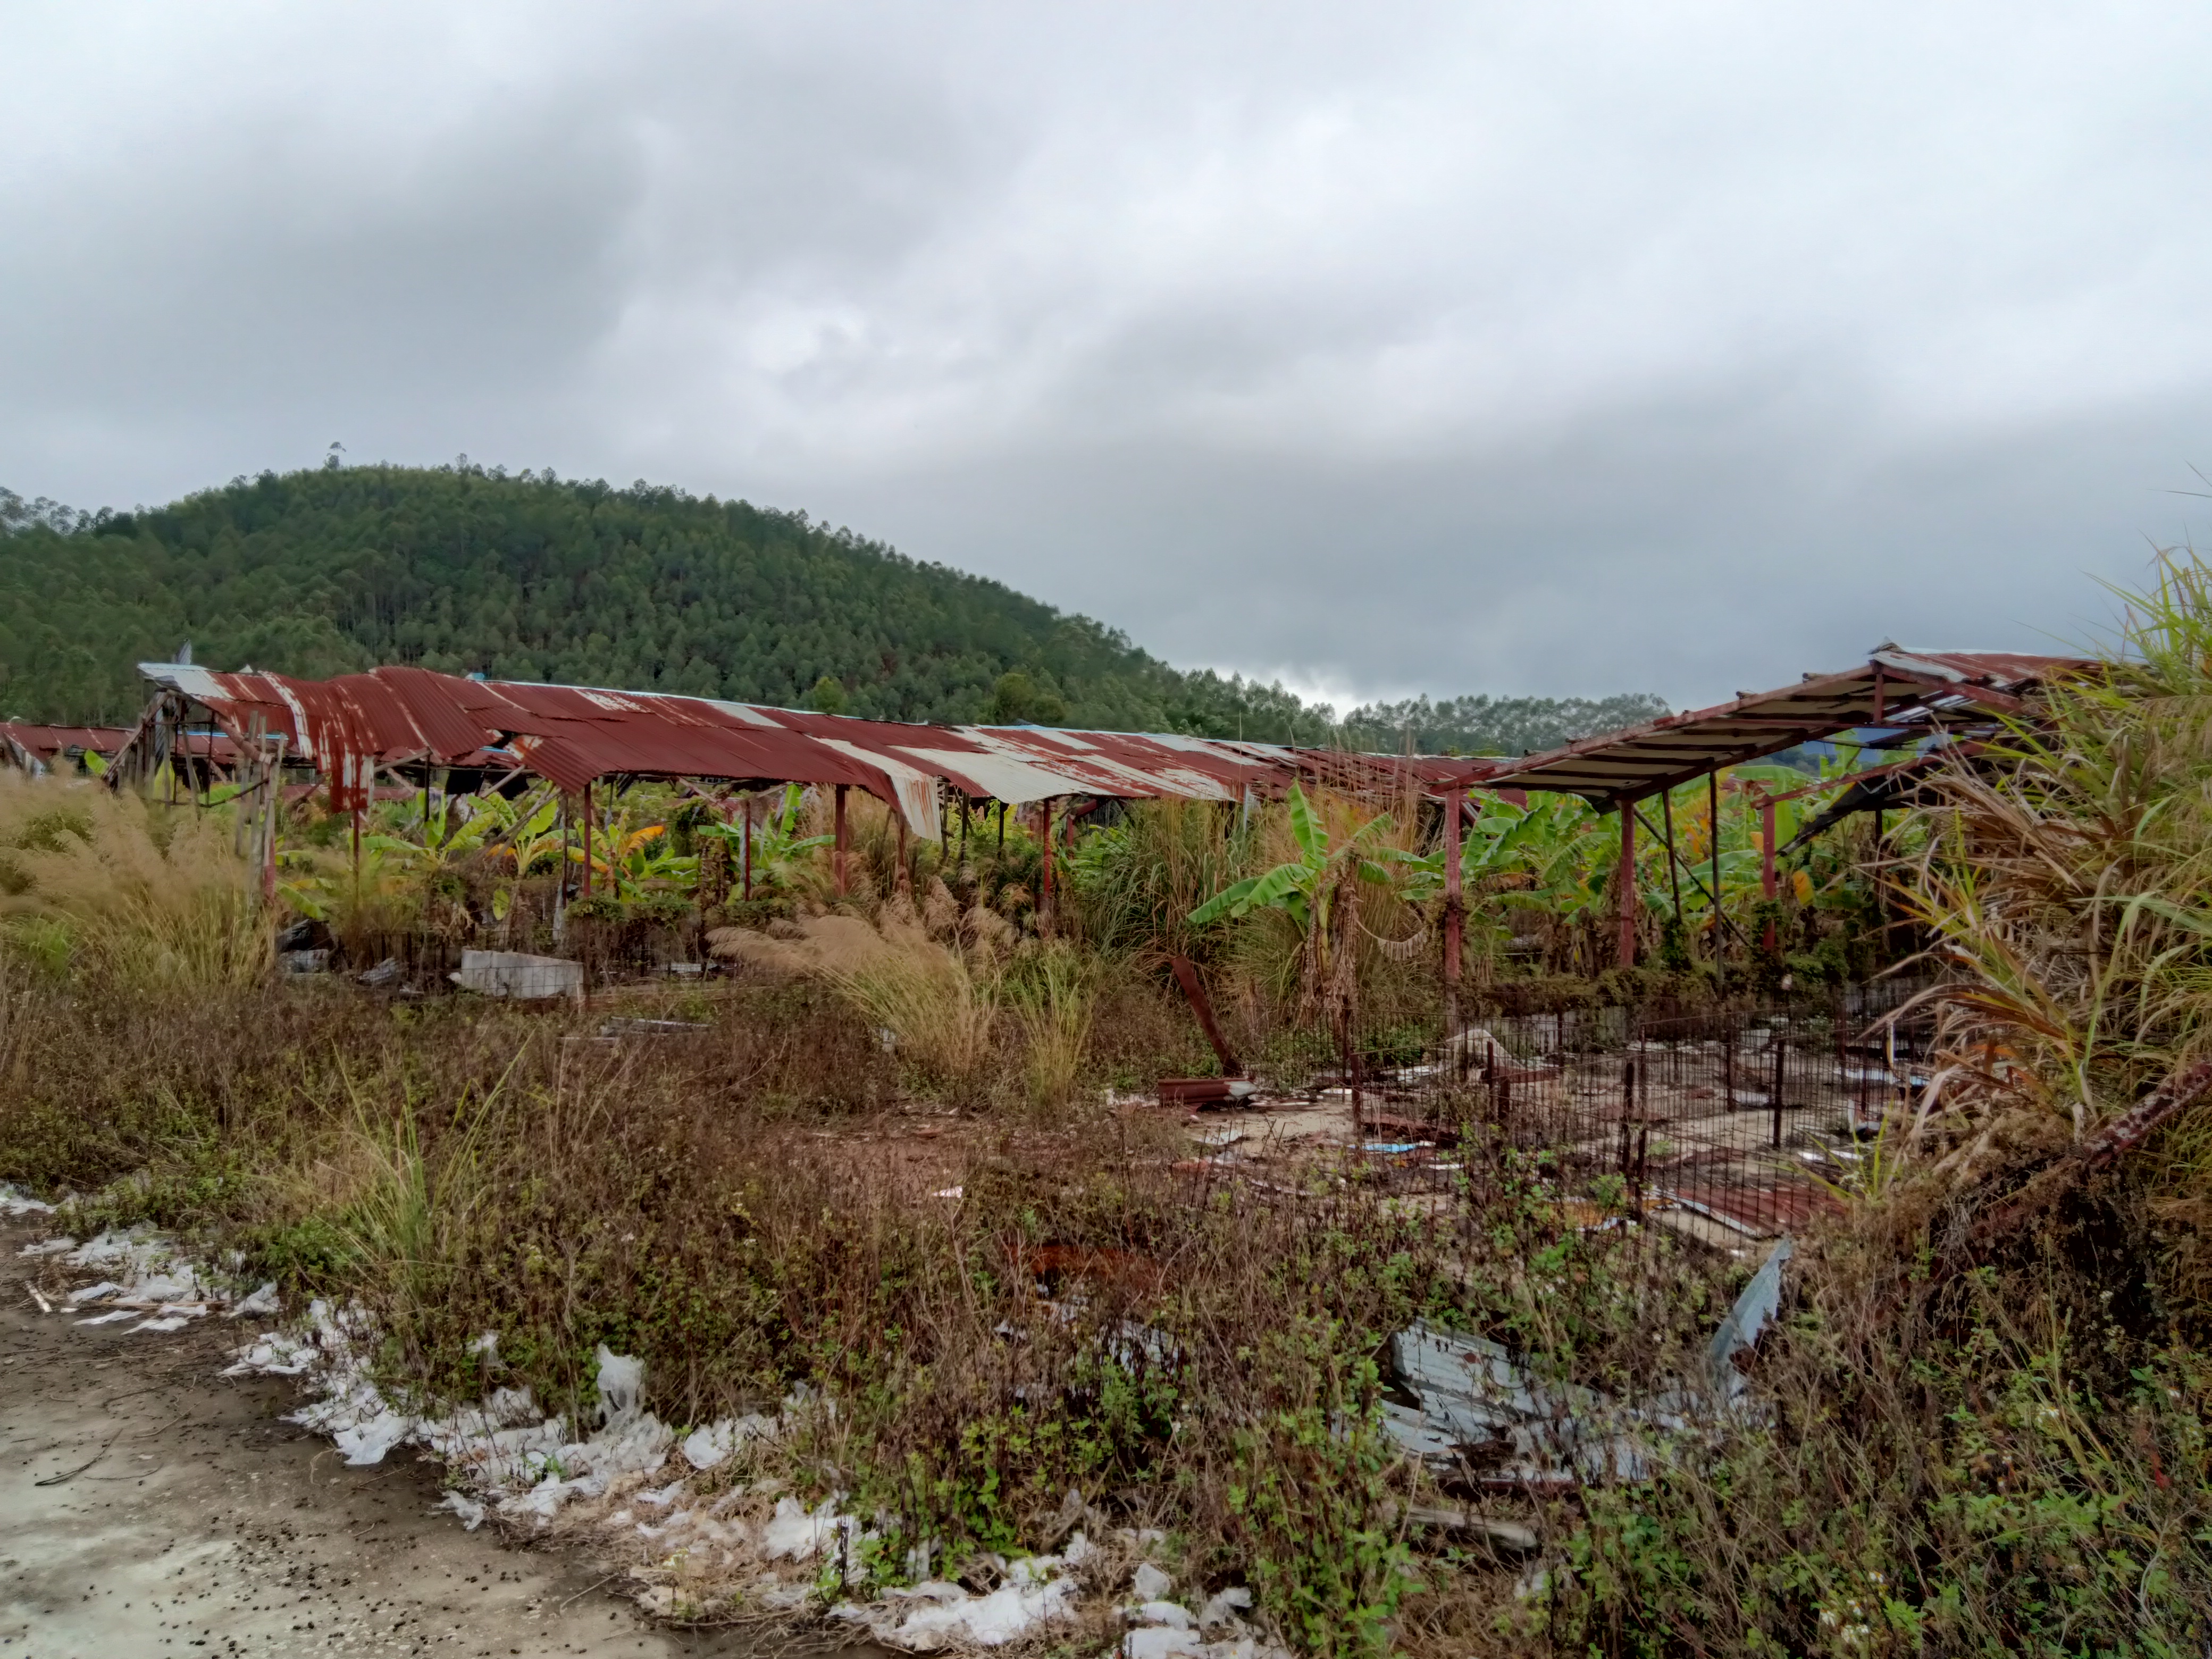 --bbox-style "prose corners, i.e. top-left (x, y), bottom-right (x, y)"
top-left (696, 785), bottom-right (832, 899)
top-left (1189, 784), bottom-right (1402, 1105)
